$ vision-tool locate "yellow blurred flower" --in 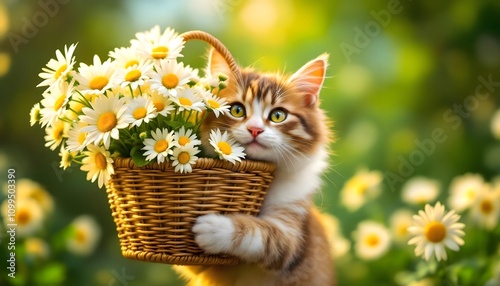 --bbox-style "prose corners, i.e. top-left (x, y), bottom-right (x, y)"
top-left (1, 198), bottom-right (44, 237)
top-left (469, 184), bottom-right (500, 230)
top-left (353, 221), bottom-right (391, 260)
top-left (319, 213), bottom-right (351, 259)
top-left (340, 169), bottom-right (383, 212)
top-left (25, 237), bottom-right (50, 259)
top-left (401, 177), bottom-right (440, 205)
top-left (389, 209), bottom-right (414, 243)
top-left (17, 178), bottom-right (54, 214)
top-left (66, 215), bottom-right (101, 256)
top-left (447, 173), bottom-right (485, 212)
